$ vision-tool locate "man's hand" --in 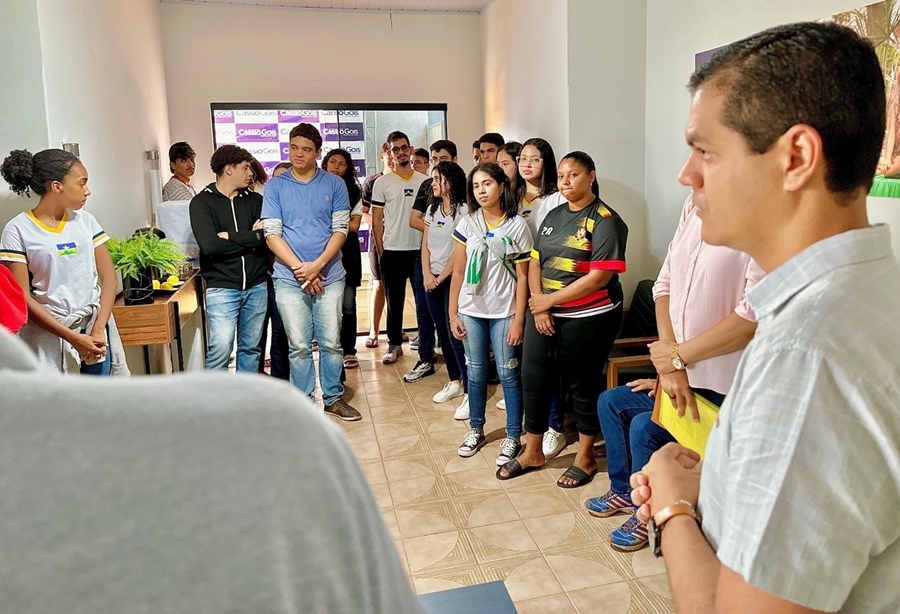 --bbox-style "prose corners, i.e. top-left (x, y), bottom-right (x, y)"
top-left (305, 277), bottom-right (325, 295)
top-left (533, 312), bottom-right (555, 336)
top-left (660, 370), bottom-right (699, 422)
top-left (376, 244), bottom-right (384, 259)
top-left (528, 292), bottom-right (554, 315)
top-left (630, 443), bottom-right (702, 524)
top-left (217, 231), bottom-right (229, 240)
top-left (252, 219), bottom-right (265, 231)
top-left (649, 338), bottom-right (678, 374)
top-left (293, 260), bottom-right (324, 283)
top-left (627, 378), bottom-right (658, 397)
